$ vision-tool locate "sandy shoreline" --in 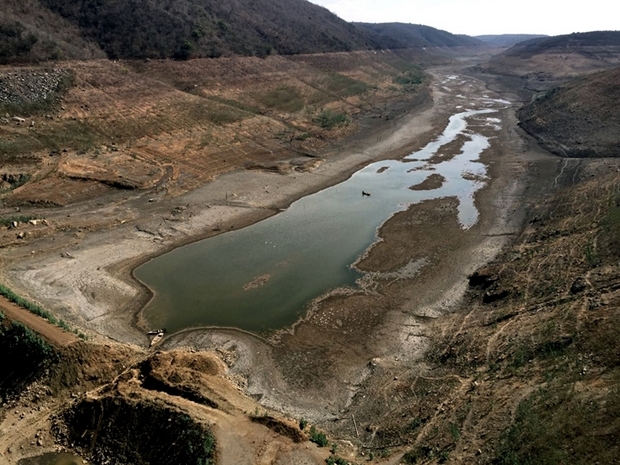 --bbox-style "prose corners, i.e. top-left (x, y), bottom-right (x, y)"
top-left (0, 64), bottom-right (560, 421)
